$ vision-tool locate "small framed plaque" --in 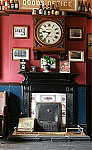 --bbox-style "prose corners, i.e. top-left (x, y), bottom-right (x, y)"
top-left (59, 60), bottom-right (70, 73)
top-left (12, 48), bottom-right (29, 60)
top-left (68, 28), bottom-right (84, 40)
top-left (87, 33), bottom-right (92, 60)
top-left (69, 50), bottom-right (84, 62)
top-left (18, 118), bottom-right (35, 132)
top-left (13, 25), bottom-right (28, 39)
